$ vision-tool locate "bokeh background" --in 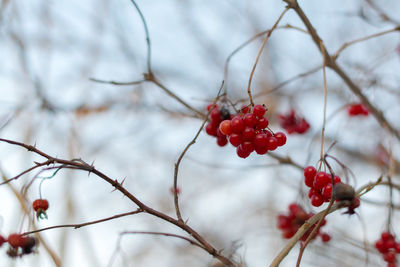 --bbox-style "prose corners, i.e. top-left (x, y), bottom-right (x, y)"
top-left (0, 0), bottom-right (399, 266)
